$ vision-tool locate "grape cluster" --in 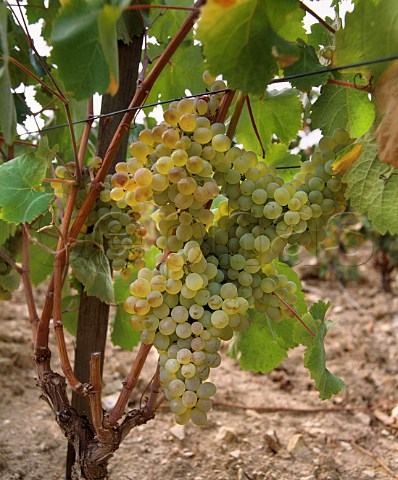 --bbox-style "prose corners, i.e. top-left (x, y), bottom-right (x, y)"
top-left (105, 69), bottom-right (349, 424)
top-left (52, 158), bottom-right (146, 278)
top-left (125, 240), bottom-right (249, 425)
